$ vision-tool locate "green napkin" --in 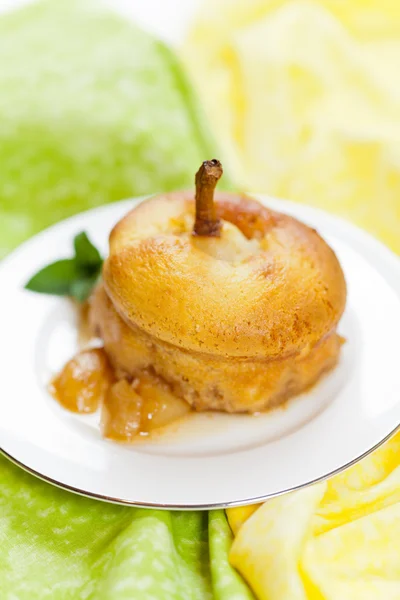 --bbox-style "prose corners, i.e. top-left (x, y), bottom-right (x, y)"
top-left (0, 458), bottom-right (253, 599)
top-left (0, 0), bottom-right (222, 258)
top-left (0, 1), bottom-right (252, 598)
